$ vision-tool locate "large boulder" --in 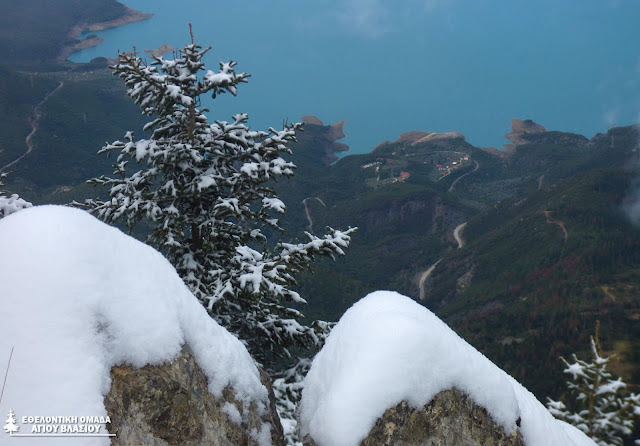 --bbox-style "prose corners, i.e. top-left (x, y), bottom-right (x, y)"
top-left (302, 388), bottom-right (524, 446)
top-left (299, 291), bottom-right (596, 446)
top-left (106, 346), bottom-right (283, 446)
top-left (0, 206), bottom-right (284, 446)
